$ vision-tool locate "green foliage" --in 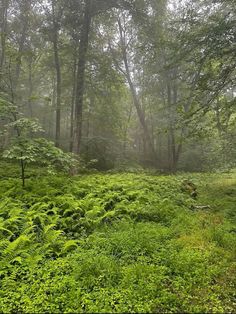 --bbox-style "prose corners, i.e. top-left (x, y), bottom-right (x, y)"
top-left (0, 96), bottom-right (17, 119)
top-left (7, 118), bottom-right (44, 135)
top-left (0, 100), bottom-right (77, 185)
top-left (3, 135), bottom-right (77, 170)
top-left (0, 165), bottom-right (235, 312)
